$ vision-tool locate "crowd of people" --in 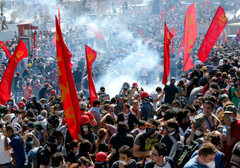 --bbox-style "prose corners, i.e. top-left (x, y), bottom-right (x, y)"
top-left (0, 1), bottom-right (240, 168)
